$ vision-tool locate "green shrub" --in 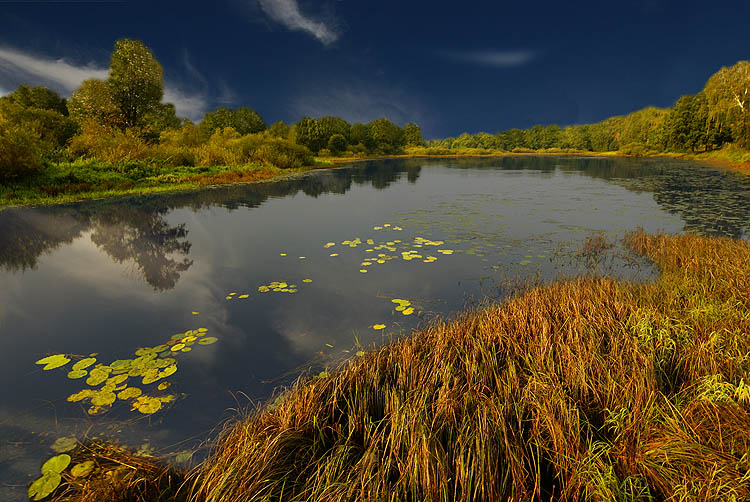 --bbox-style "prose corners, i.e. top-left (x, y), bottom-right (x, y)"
top-left (251, 138), bottom-right (314, 169)
top-left (0, 115), bottom-right (45, 182)
top-left (619, 142), bottom-right (655, 157)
